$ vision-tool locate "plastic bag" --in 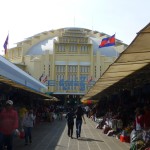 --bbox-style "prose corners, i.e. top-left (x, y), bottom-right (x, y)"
top-left (53, 113), bottom-right (57, 119)
top-left (13, 129), bottom-right (20, 137)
